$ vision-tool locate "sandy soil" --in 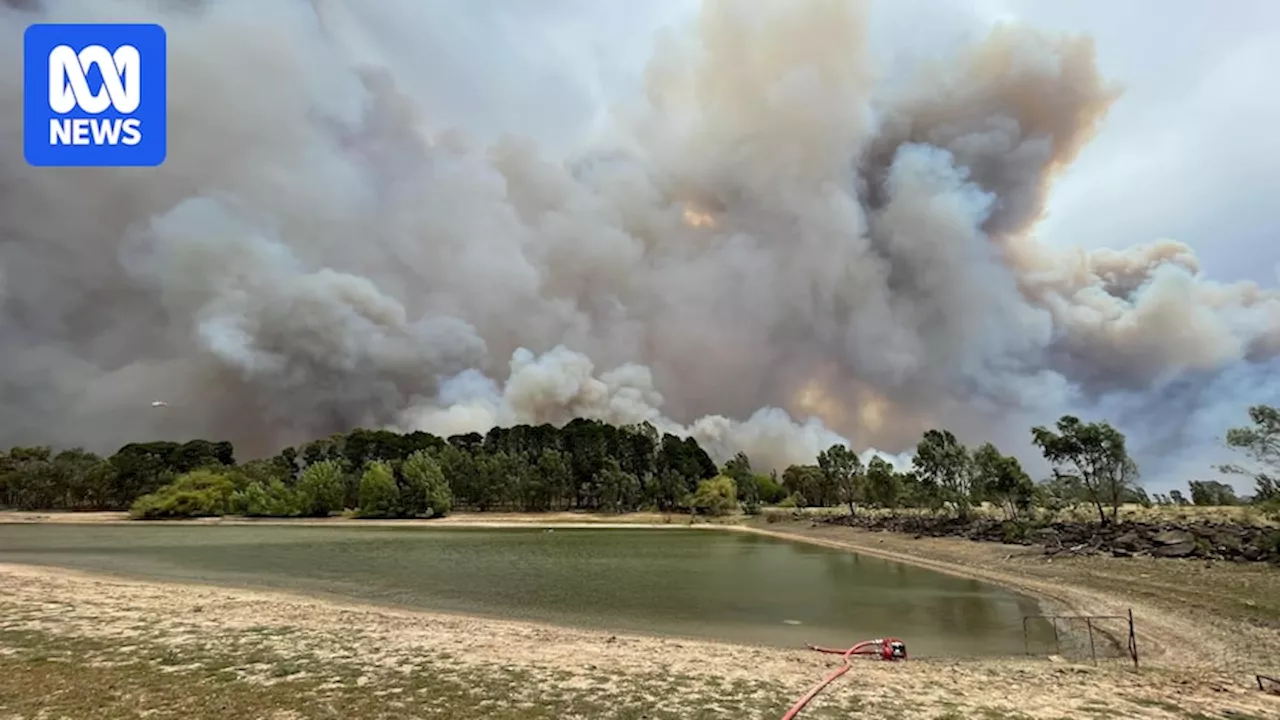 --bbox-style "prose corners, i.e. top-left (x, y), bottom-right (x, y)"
top-left (1, 511), bottom-right (1278, 719)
